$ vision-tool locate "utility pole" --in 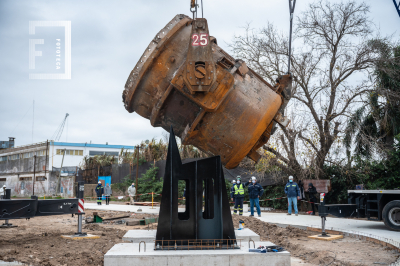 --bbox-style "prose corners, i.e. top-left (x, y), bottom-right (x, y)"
top-left (135, 145), bottom-right (139, 201)
top-left (287, 0), bottom-right (296, 74)
top-left (45, 140), bottom-right (48, 180)
top-left (33, 155), bottom-right (36, 196)
top-left (56, 149), bottom-right (66, 195)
